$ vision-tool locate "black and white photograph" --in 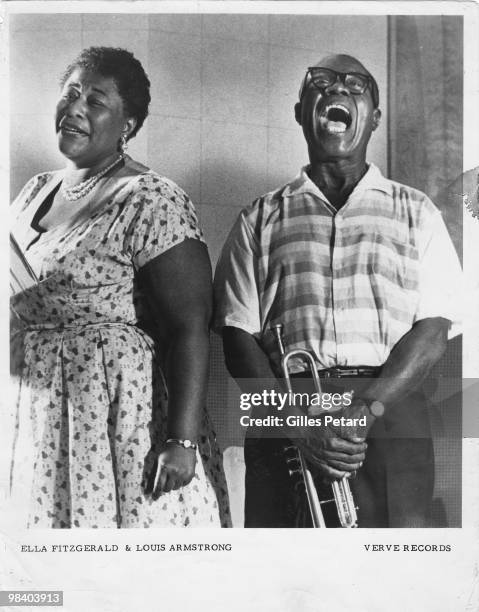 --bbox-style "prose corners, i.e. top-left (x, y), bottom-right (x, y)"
top-left (1, 1), bottom-right (478, 610)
